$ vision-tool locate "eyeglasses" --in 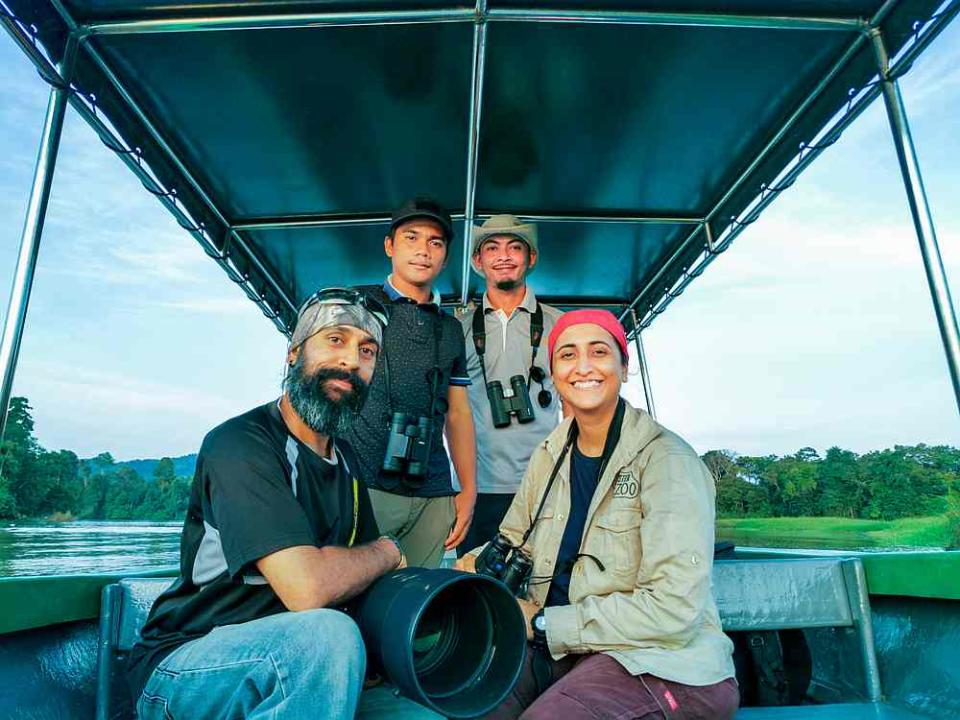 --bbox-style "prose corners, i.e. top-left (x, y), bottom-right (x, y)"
top-left (296, 287), bottom-right (389, 328)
